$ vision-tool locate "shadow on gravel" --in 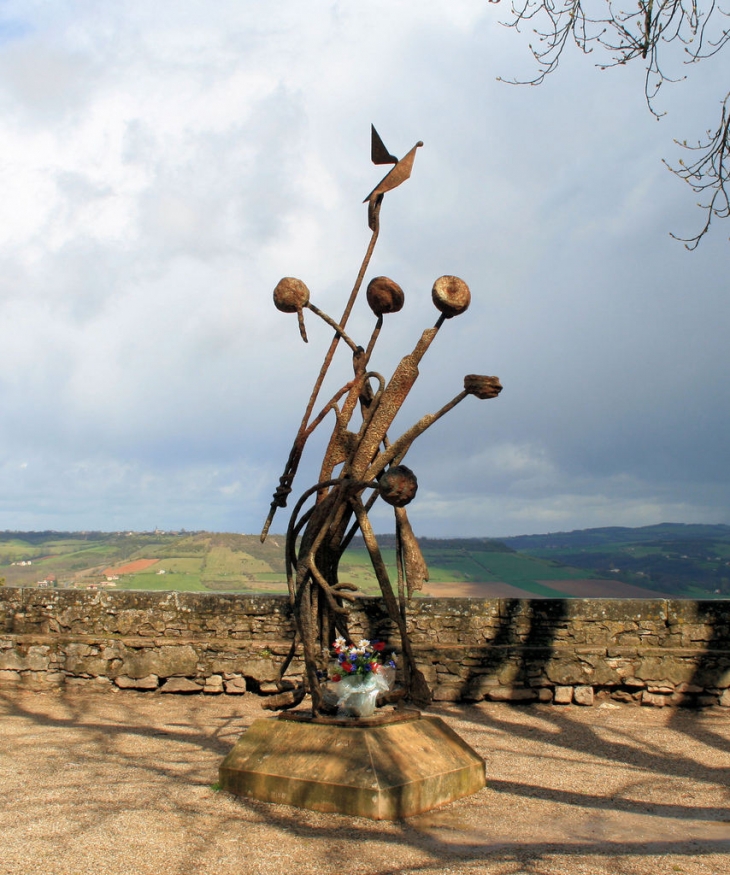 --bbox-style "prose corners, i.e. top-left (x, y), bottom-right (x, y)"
top-left (2, 688), bottom-right (729, 874)
top-left (215, 798), bottom-right (730, 872)
top-left (438, 700), bottom-right (730, 797)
